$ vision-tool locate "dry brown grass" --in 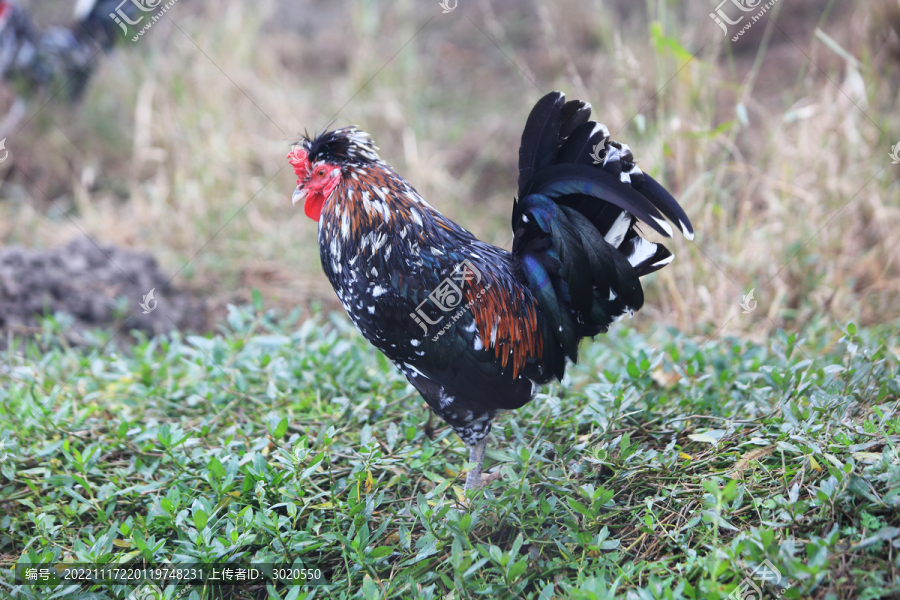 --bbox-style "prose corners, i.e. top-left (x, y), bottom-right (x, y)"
top-left (1, 0), bottom-right (898, 335)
